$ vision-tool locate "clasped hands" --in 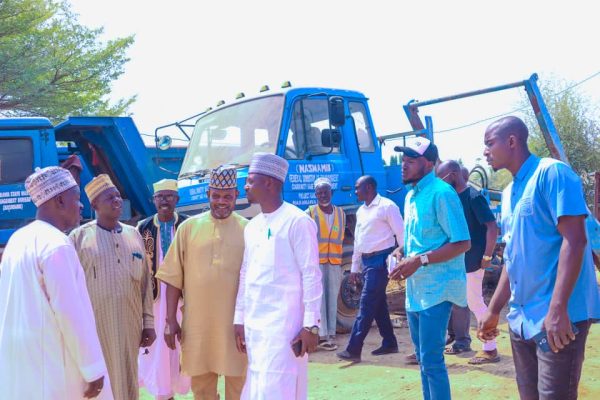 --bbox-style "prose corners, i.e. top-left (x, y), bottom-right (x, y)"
top-left (388, 248), bottom-right (421, 281)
